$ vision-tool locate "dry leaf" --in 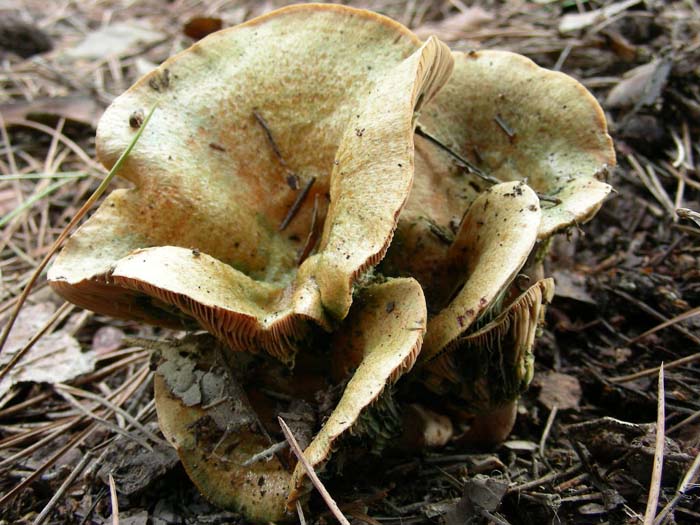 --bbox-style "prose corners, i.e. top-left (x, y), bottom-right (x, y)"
top-left (445, 475), bottom-right (508, 525)
top-left (414, 8), bottom-right (493, 40)
top-left (63, 22), bottom-right (164, 61)
top-left (606, 60), bottom-right (671, 109)
top-left (553, 270), bottom-right (595, 305)
top-left (0, 96), bottom-right (103, 128)
top-left (536, 371), bottom-right (582, 410)
top-left (0, 303), bottom-right (95, 398)
top-left (559, 0), bottom-right (642, 33)
top-left (91, 325), bottom-right (125, 354)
